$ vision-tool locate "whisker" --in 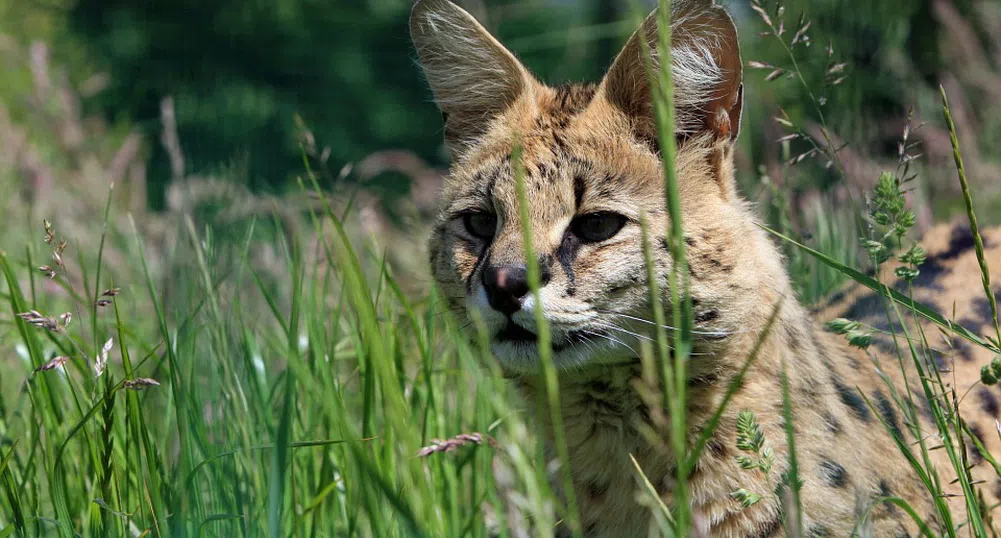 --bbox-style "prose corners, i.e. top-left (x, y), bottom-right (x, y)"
top-left (582, 329), bottom-right (638, 357)
top-left (592, 320), bottom-right (656, 344)
top-left (595, 310), bottom-right (737, 339)
top-left (428, 307), bottom-right (466, 320)
top-left (591, 320), bottom-right (718, 358)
